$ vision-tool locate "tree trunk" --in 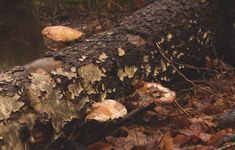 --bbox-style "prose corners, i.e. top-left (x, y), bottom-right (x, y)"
top-left (0, 0), bottom-right (220, 149)
top-left (215, 0), bottom-right (235, 66)
top-left (0, 0), bottom-right (44, 68)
